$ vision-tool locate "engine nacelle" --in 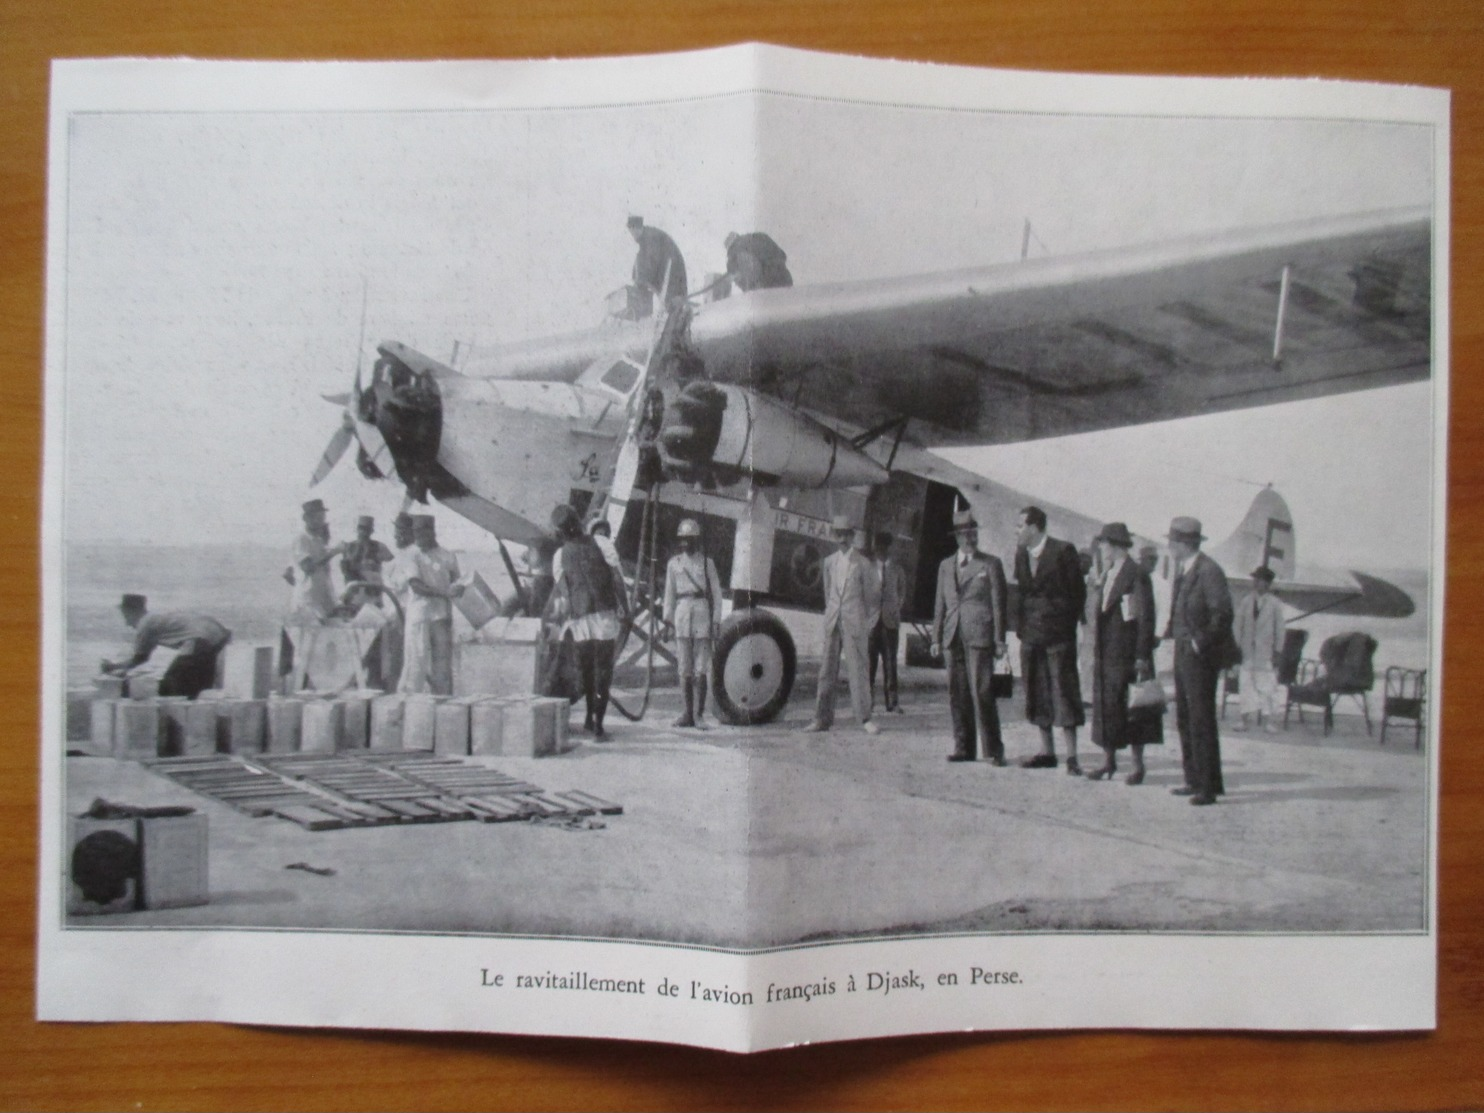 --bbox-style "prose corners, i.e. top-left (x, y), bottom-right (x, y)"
top-left (661, 382), bottom-right (888, 488)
